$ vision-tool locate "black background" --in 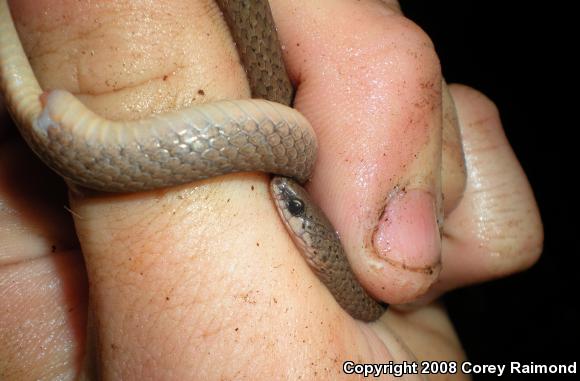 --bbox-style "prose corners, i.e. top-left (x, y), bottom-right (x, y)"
top-left (401, 1), bottom-right (577, 379)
